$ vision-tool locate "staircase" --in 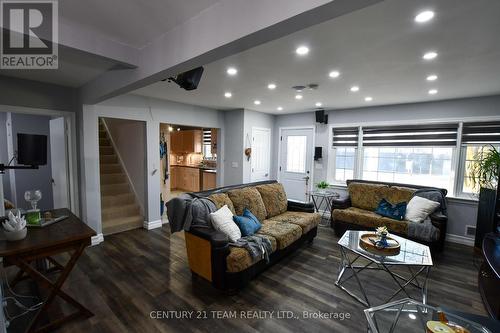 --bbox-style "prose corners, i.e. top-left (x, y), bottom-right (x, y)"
top-left (99, 120), bottom-right (143, 235)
